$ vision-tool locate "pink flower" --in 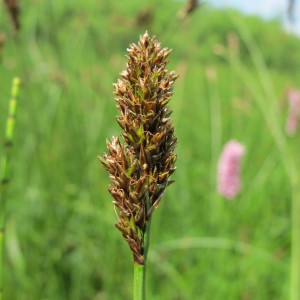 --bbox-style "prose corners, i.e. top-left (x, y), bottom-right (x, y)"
top-left (217, 140), bottom-right (245, 200)
top-left (286, 89), bottom-right (300, 135)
